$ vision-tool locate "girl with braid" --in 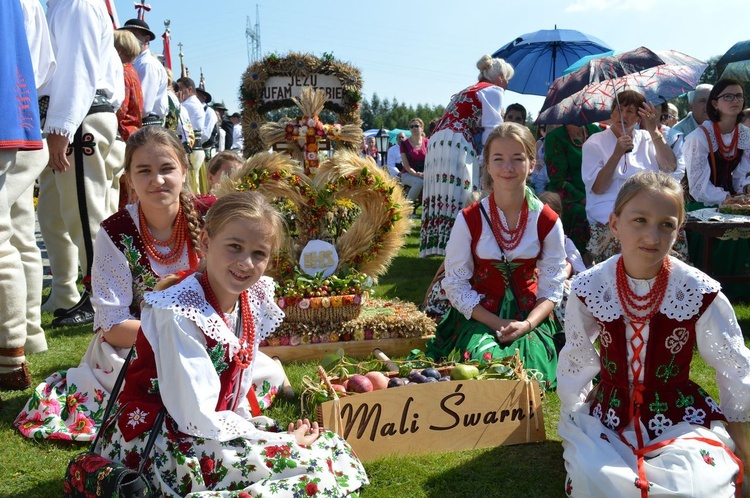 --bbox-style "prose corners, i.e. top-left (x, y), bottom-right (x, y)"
top-left (17, 127), bottom-right (206, 441)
